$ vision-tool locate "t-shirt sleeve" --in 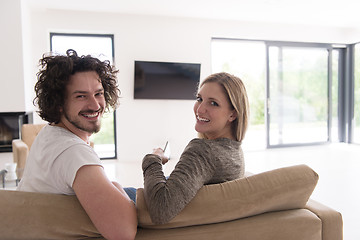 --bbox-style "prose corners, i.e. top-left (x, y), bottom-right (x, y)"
top-left (52, 144), bottom-right (102, 194)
